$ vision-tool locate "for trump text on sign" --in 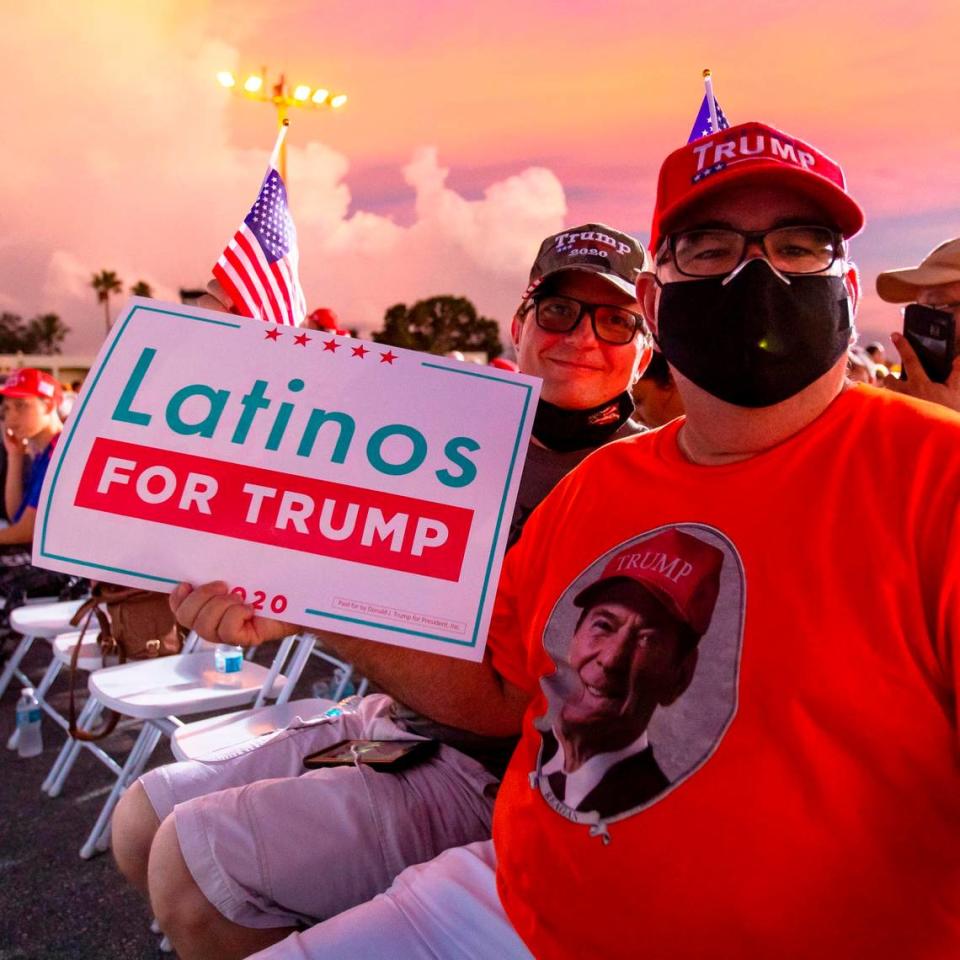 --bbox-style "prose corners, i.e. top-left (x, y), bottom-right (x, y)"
top-left (35, 299), bottom-right (540, 661)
